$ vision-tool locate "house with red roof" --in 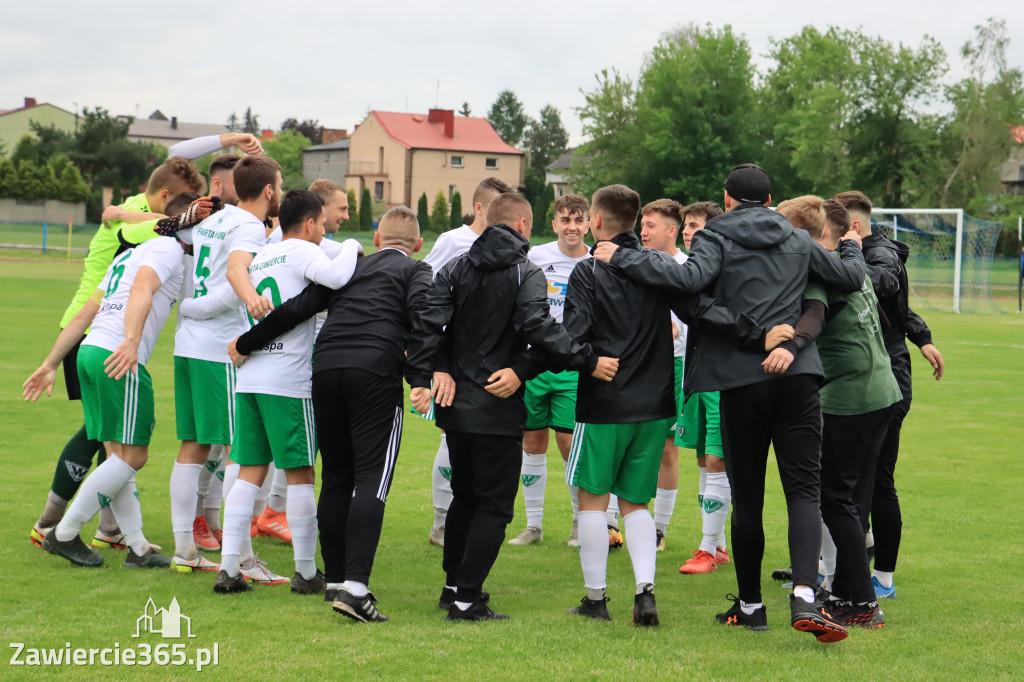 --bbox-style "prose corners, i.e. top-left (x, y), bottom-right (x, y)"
top-left (346, 109), bottom-right (524, 214)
